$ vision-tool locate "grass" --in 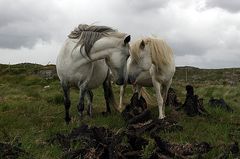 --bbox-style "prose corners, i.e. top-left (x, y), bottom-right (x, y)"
top-left (0, 64), bottom-right (240, 158)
